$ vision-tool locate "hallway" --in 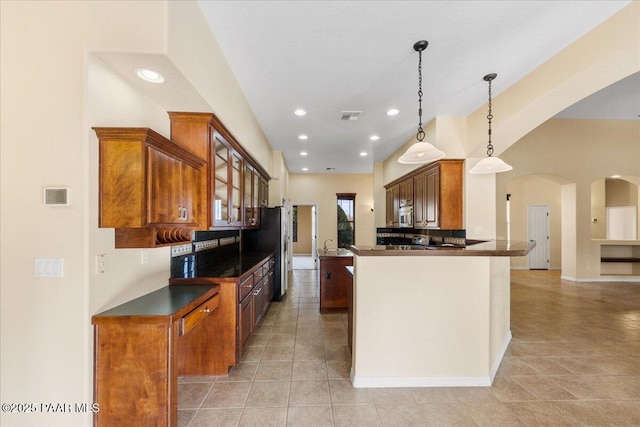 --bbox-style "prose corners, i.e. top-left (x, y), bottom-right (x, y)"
top-left (178, 270), bottom-right (640, 426)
